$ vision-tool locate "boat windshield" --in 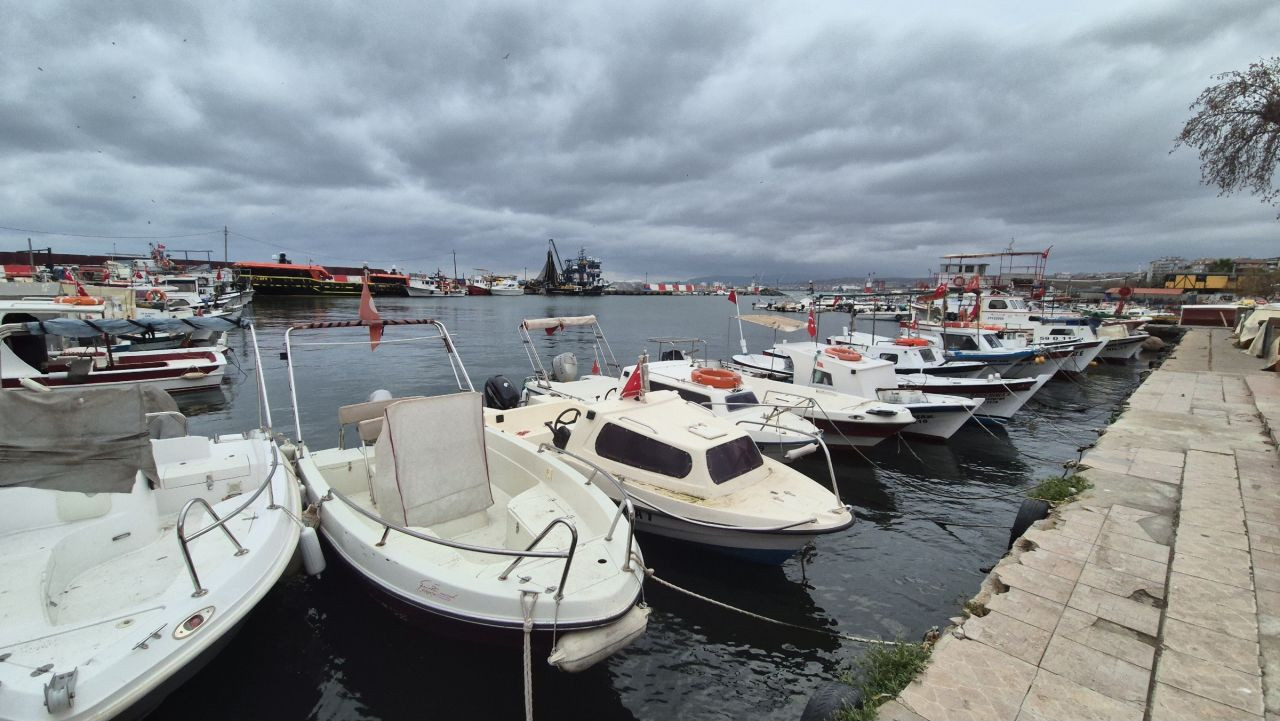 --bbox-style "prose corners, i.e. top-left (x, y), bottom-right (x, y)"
top-left (943, 334), bottom-right (979, 351)
top-left (706, 435), bottom-right (764, 484)
top-left (919, 348), bottom-right (937, 362)
top-left (594, 422), bottom-right (693, 479)
top-left (982, 333), bottom-right (1003, 348)
top-left (723, 390), bottom-right (758, 411)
